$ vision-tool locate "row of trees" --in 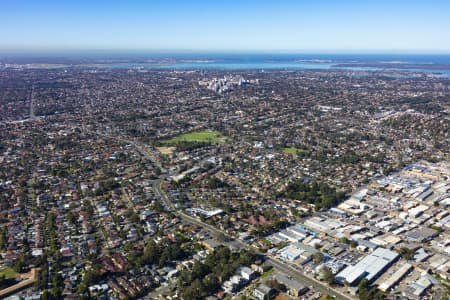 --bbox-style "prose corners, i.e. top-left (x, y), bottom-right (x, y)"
top-left (30, 211), bottom-right (67, 299)
top-left (0, 226), bottom-right (7, 251)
